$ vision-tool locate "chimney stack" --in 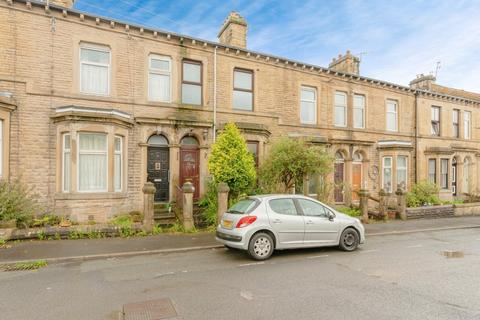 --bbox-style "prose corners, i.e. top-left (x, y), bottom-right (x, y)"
top-left (409, 74), bottom-right (436, 90)
top-left (218, 11), bottom-right (247, 48)
top-left (328, 50), bottom-right (360, 75)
